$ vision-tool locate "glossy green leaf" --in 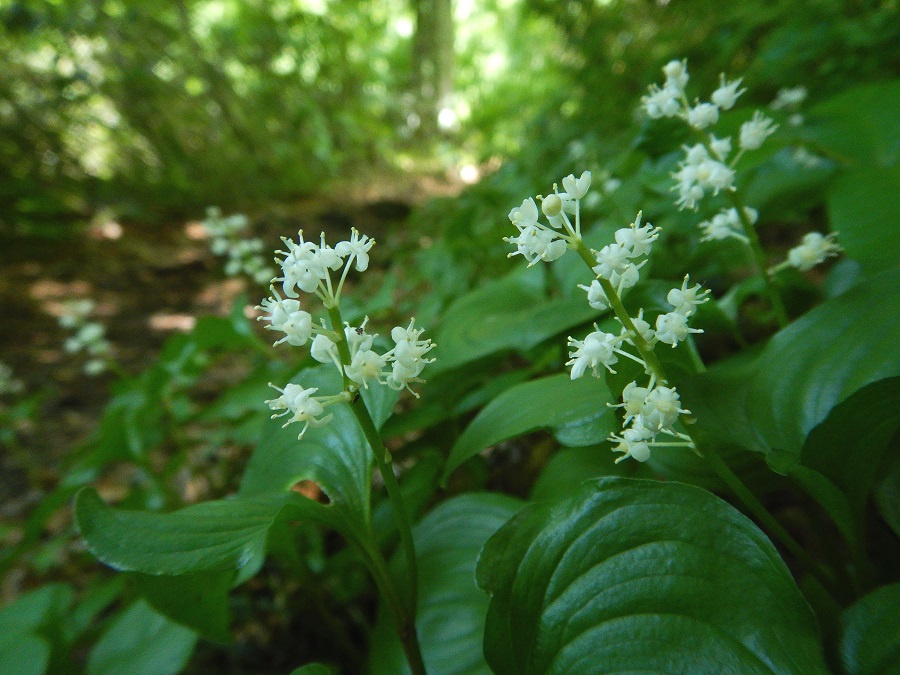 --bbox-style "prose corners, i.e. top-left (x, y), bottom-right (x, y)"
top-left (239, 365), bottom-right (394, 542)
top-left (431, 267), bottom-right (599, 372)
top-left (86, 600), bottom-right (197, 675)
top-left (76, 488), bottom-right (312, 578)
top-left (840, 583), bottom-right (900, 675)
top-left (530, 446), bottom-right (642, 501)
top-left (682, 268), bottom-right (900, 456)
top-left (827, 167), bottom-right (900, 275)
top-left (806, 80), bottom-right (900, 167)
top-left (477, 477), bottom-right (828, 674)
top-left (370, 494), bottom-right (522, 675)
top-left (442, 373), bottom-right (614, 483)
